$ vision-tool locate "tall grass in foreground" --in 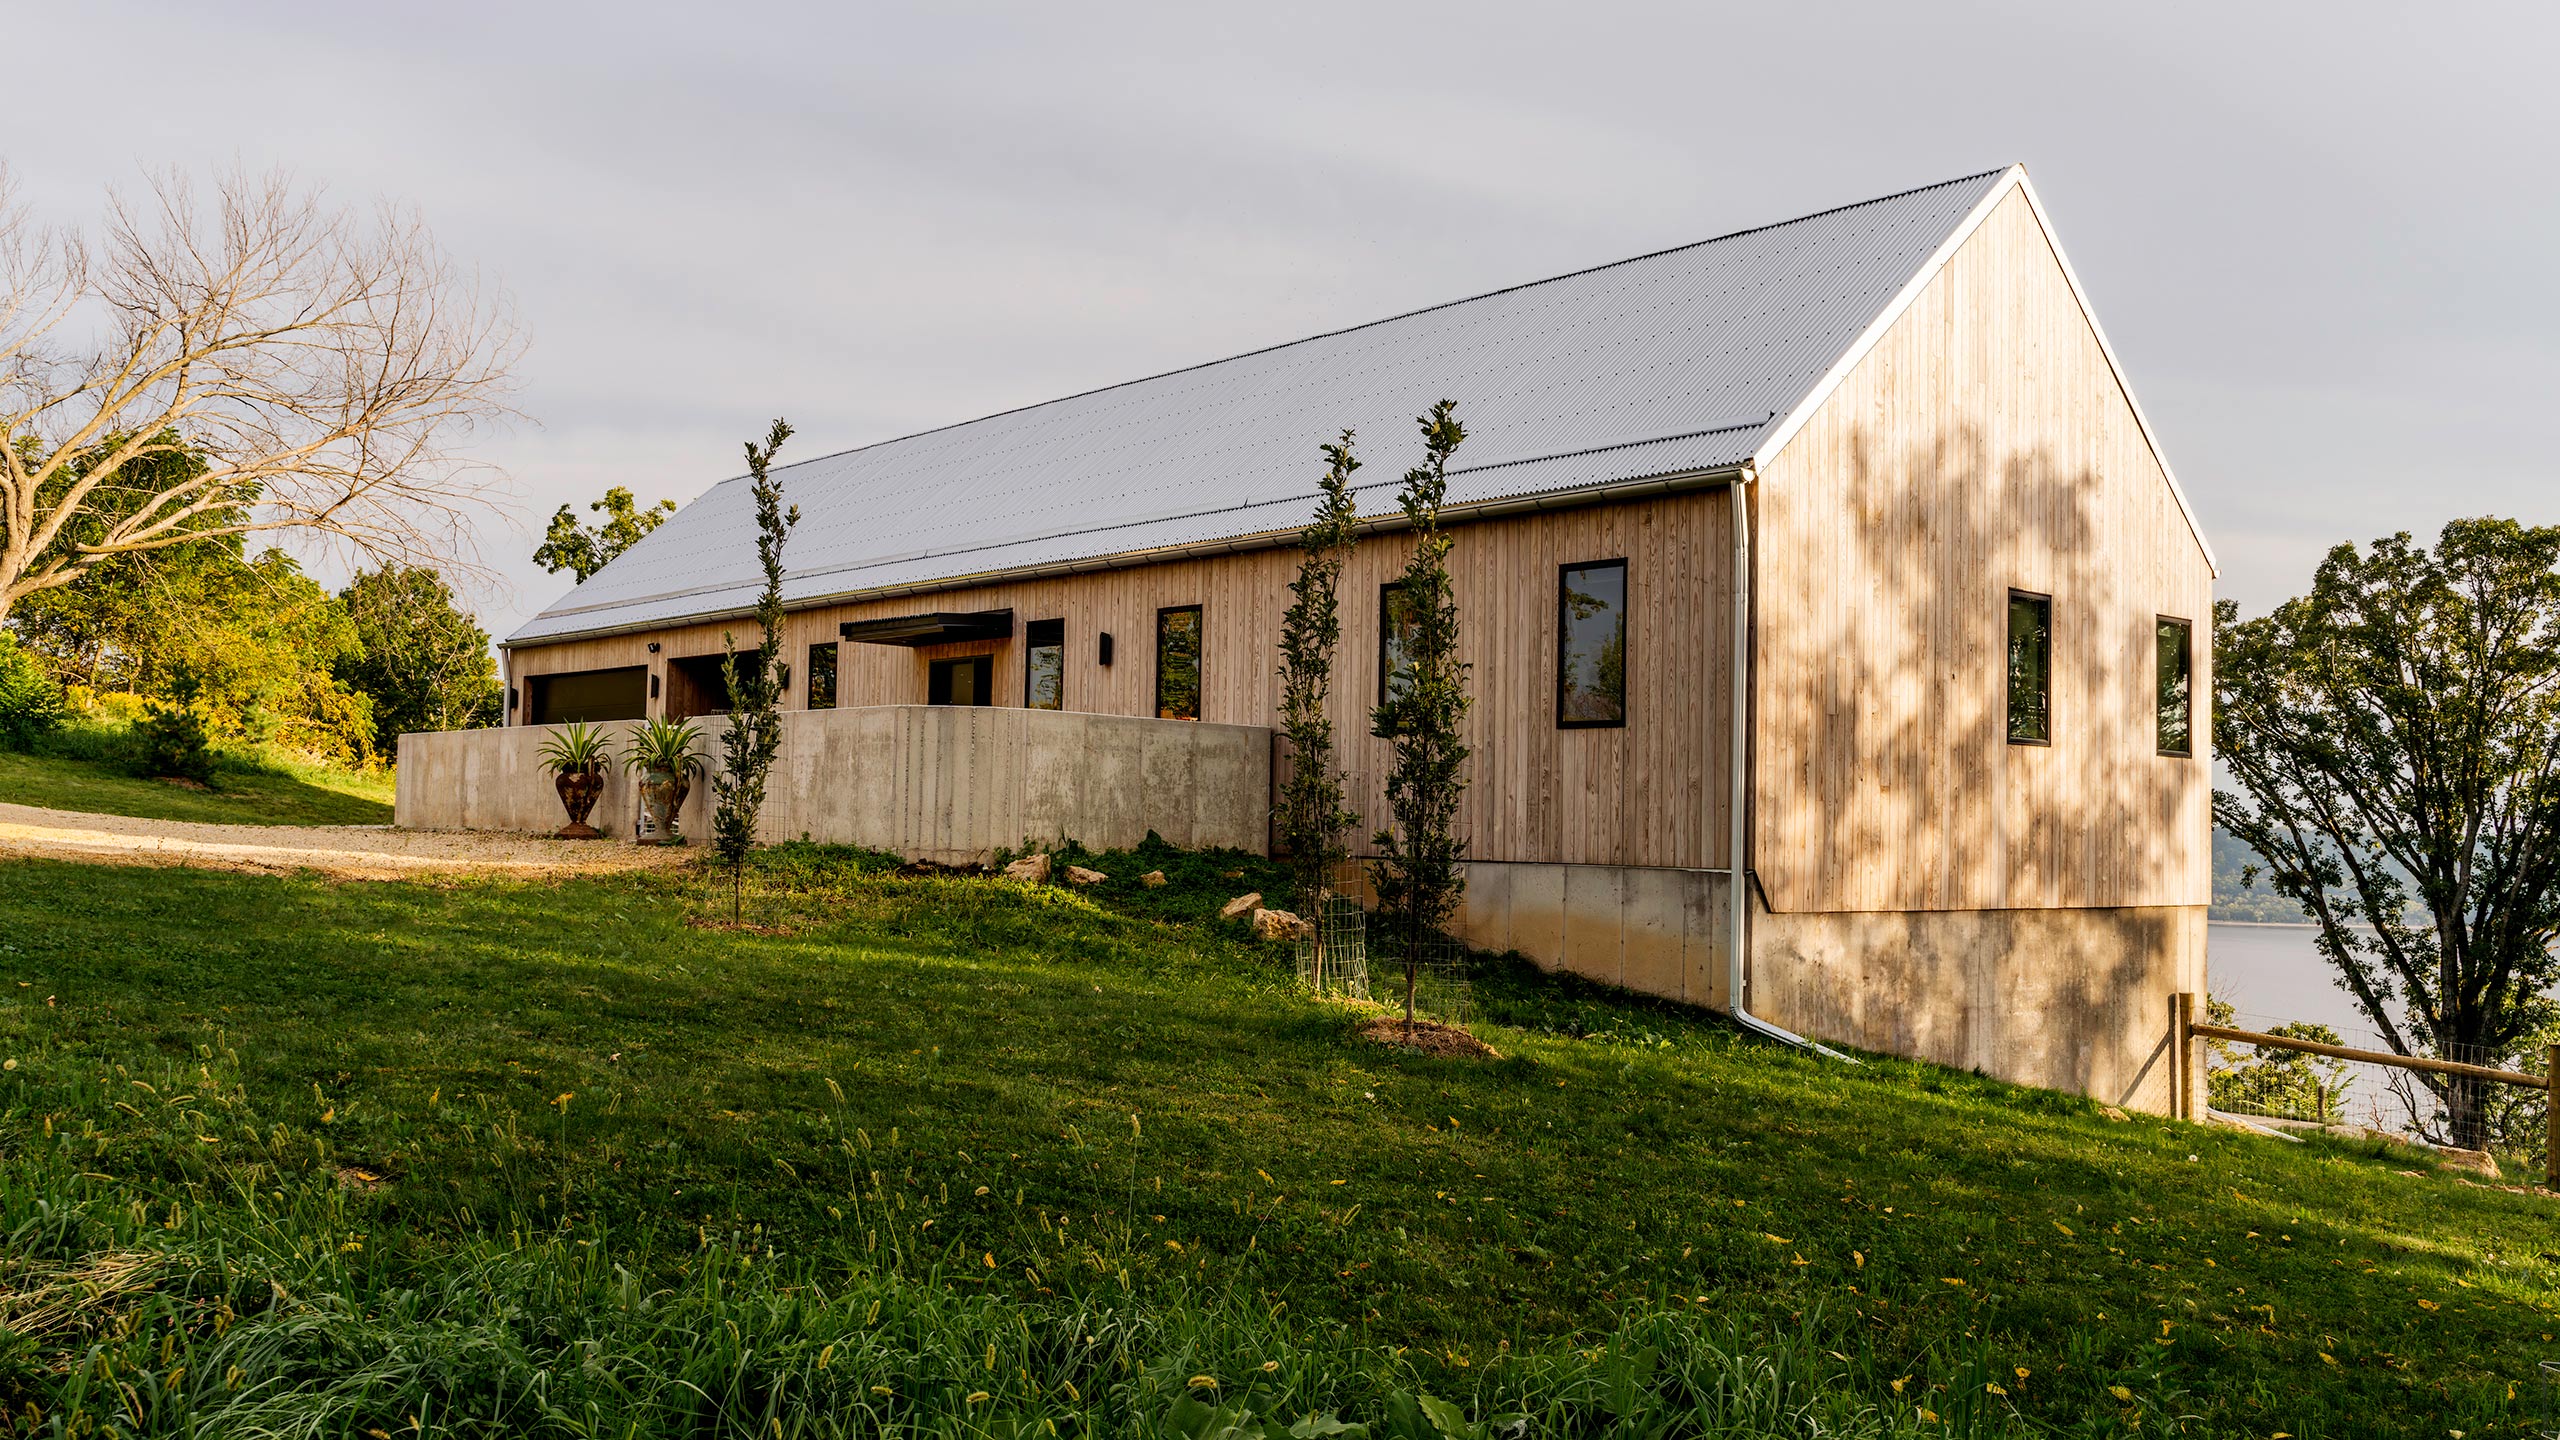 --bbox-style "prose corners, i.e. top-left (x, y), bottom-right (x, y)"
top-left (0, 1033), bottom-right (2023, 1436)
